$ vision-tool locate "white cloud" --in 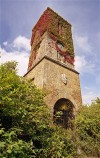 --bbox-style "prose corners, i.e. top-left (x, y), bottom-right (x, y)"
top-left (84, 86), bottom-right (91, 90)
top-left (0, 50), bottom-right (29, 76)
top-left (82, 91), bottom-right (100, 105)
top-left (75, 56), bottom-right (86, 73)
top-left (13, 35), bottom-right (30, 51)
top-left (0, 35), bottom-right (30, 76)
top-left (75, 55), bottom-right (95, 74)
top-left (0, 46), bottom-right (7, 54)
top-left (3, 41), bottom-right (8, 46)
top-left (0, 48), bottom-right (29, 76)
top-left (74, 35), bottom-right (92, 53)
